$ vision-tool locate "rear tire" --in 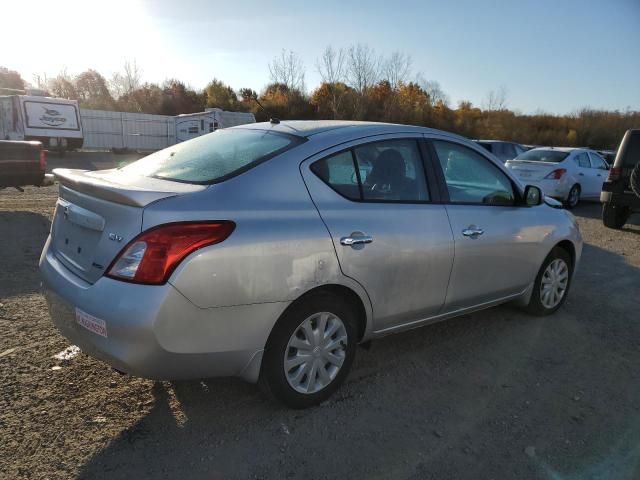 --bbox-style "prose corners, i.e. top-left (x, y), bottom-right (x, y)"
top-left (523, 247), bottom-right (573, 316)
top-left (602, 204), bottom-right (629, 229)
top-left (259, 291), bottom-right (358, 409)
top-left (564, 184), bottom-right (580, 209)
